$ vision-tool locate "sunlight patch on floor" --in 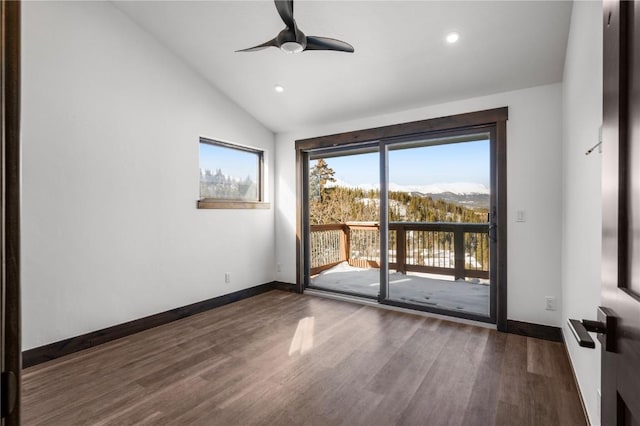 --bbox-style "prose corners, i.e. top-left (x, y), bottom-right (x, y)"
top-left (288, 316), bottom-right (315, 356)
